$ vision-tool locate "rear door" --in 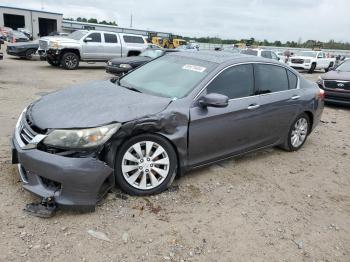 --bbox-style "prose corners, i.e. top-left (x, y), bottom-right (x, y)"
top-left (188, 64), bottom-right (269, 166)
top-left (254, 64), bottom-right (301, 144)
top-left (81, 32), bottom-right (104, 60)
top-left (103, 33), bottom-right (122, 59)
